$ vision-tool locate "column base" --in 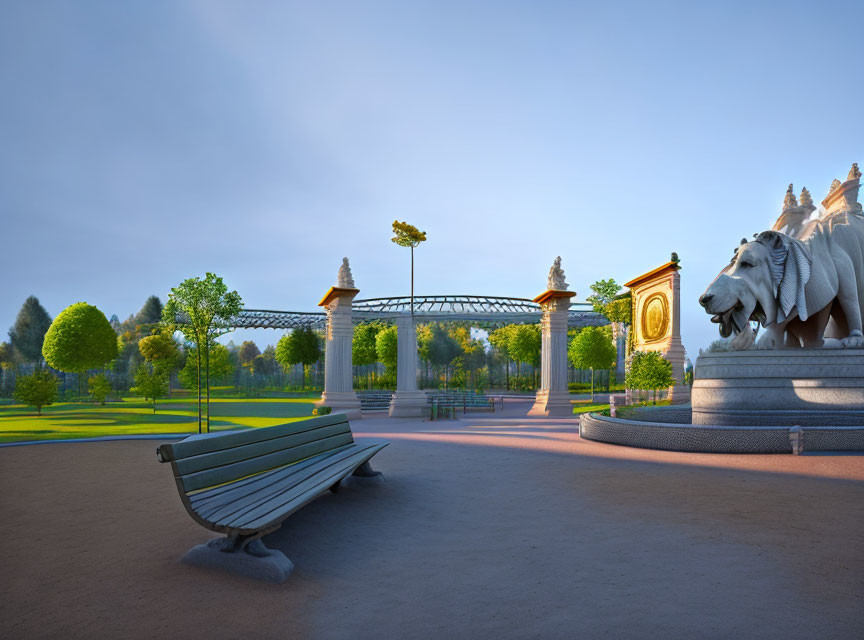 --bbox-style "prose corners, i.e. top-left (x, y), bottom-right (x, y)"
top-left (317, 392), bottom-right (362, 420)
top-left (388, 391), bottom-right (428, 418)
top-left (528, 390), bottom-right (573, 417)
top-left (667, 384), bottom-right (691, 405)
